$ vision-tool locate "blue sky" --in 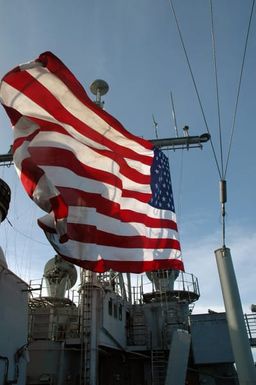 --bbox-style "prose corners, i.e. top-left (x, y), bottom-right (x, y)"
top-left (0, 0), bottom-right (255, 314)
